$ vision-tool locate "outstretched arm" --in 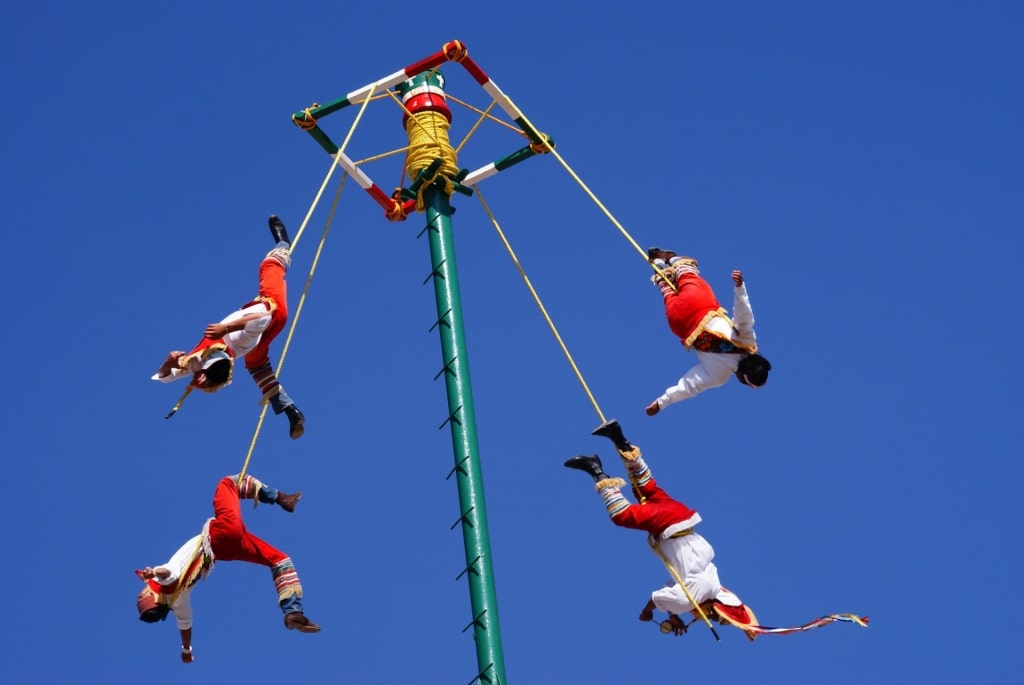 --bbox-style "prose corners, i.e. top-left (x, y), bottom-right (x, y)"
top-left (155, 352), bottom-right (186, 380)
top-left (179, 627), bottom-right (193, 664)
top-left (731, 271), bottom-right (757, 343)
